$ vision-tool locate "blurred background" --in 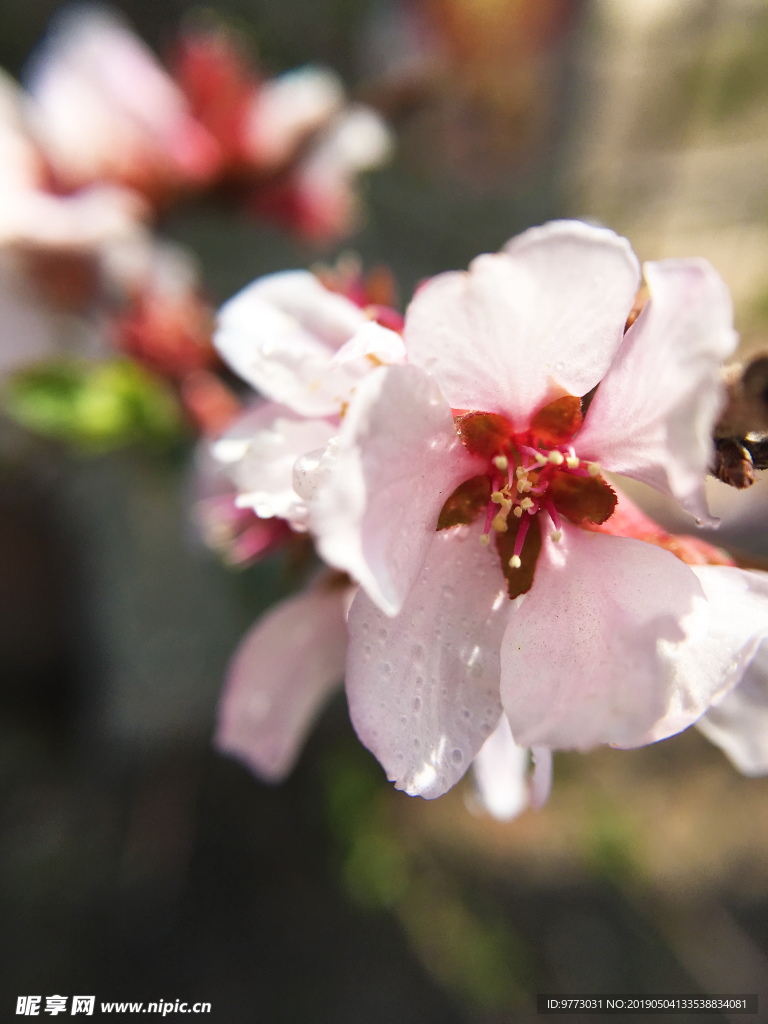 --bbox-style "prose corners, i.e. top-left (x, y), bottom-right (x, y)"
top-left (1, 0), bottom-right (768, 1020)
